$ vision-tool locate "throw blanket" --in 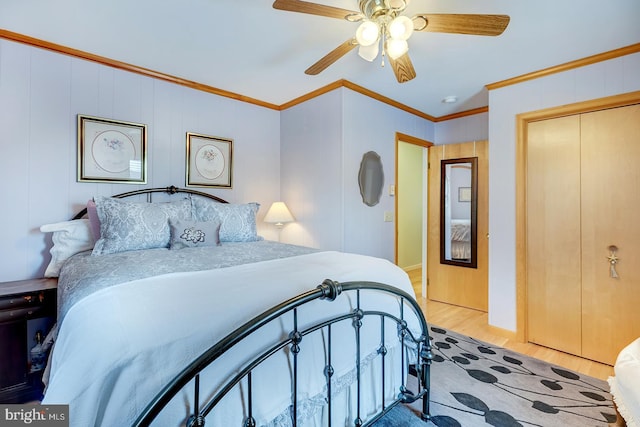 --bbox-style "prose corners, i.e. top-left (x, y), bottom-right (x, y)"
top-left (57, 241), bottom-right (317, 324)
